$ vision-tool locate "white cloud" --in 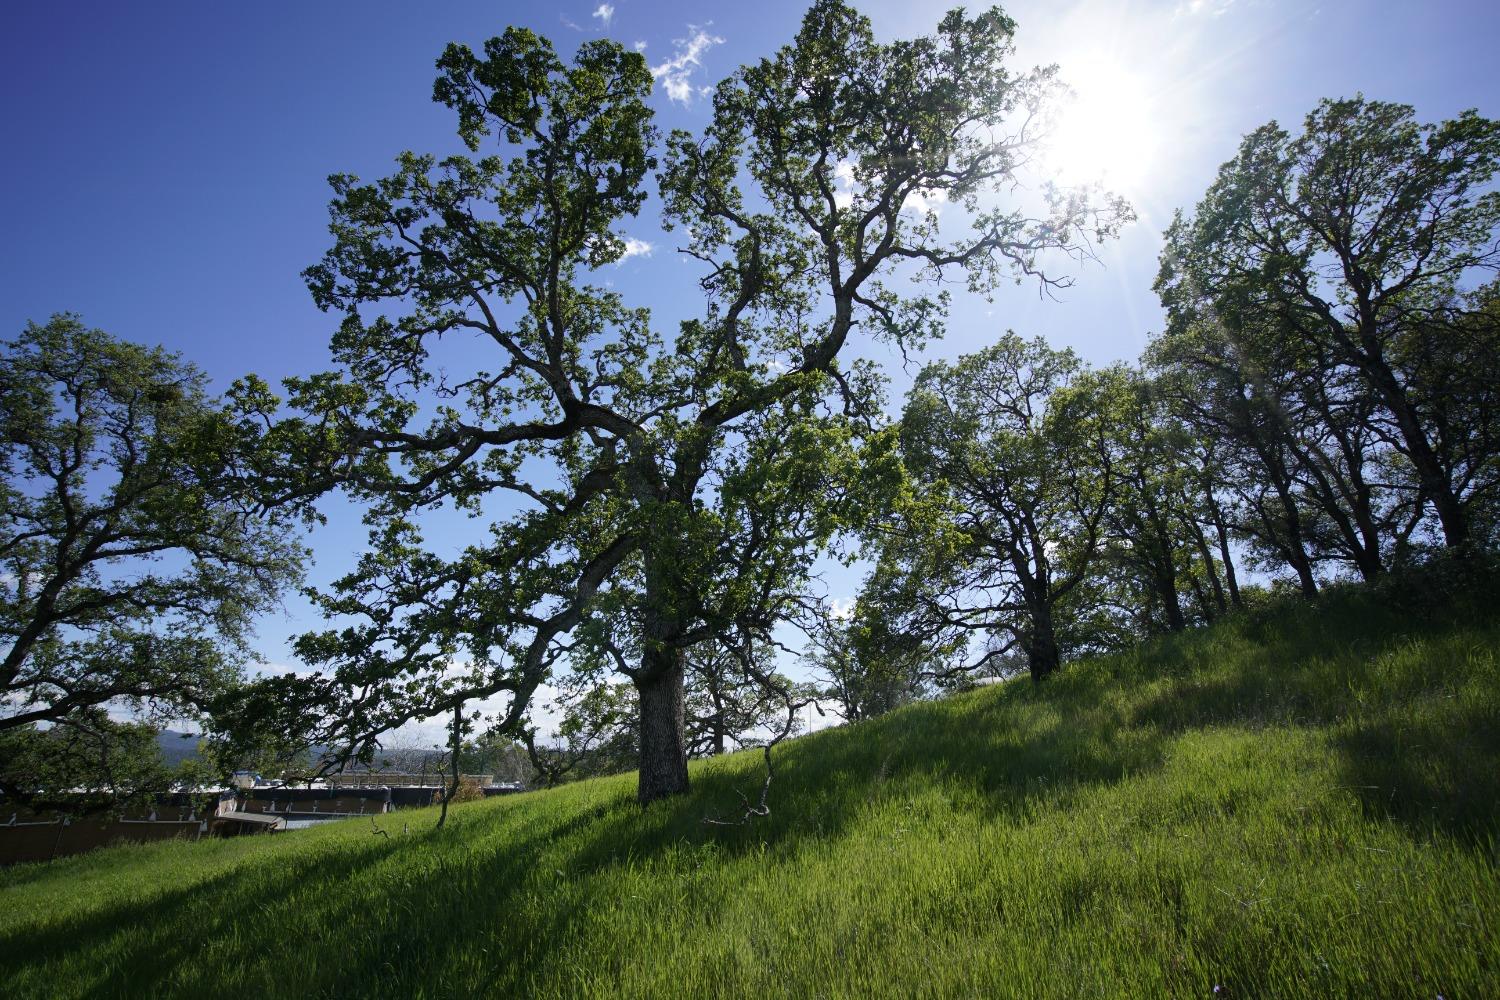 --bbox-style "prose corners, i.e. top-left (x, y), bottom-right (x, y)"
top-left (832, 160), bottom-right (856, 209)
top-left (593, 3), bottom-right (615, 28)
top-left (651, 25), bottom-right (724, 106)
top-left (633, 40), bottom-right (647, 53)
top-left (902, 186), bottom-right (948, 216)
top-left (618, 236), bottom-right (653, 263)
top-left (559, 13), bottom-right (583, 32)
